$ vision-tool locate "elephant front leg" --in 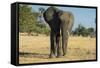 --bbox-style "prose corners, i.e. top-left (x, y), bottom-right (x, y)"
top-left (49, 31), bottom-right (56, 58)
top-left (56, 33), bottom-right (62, 58)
